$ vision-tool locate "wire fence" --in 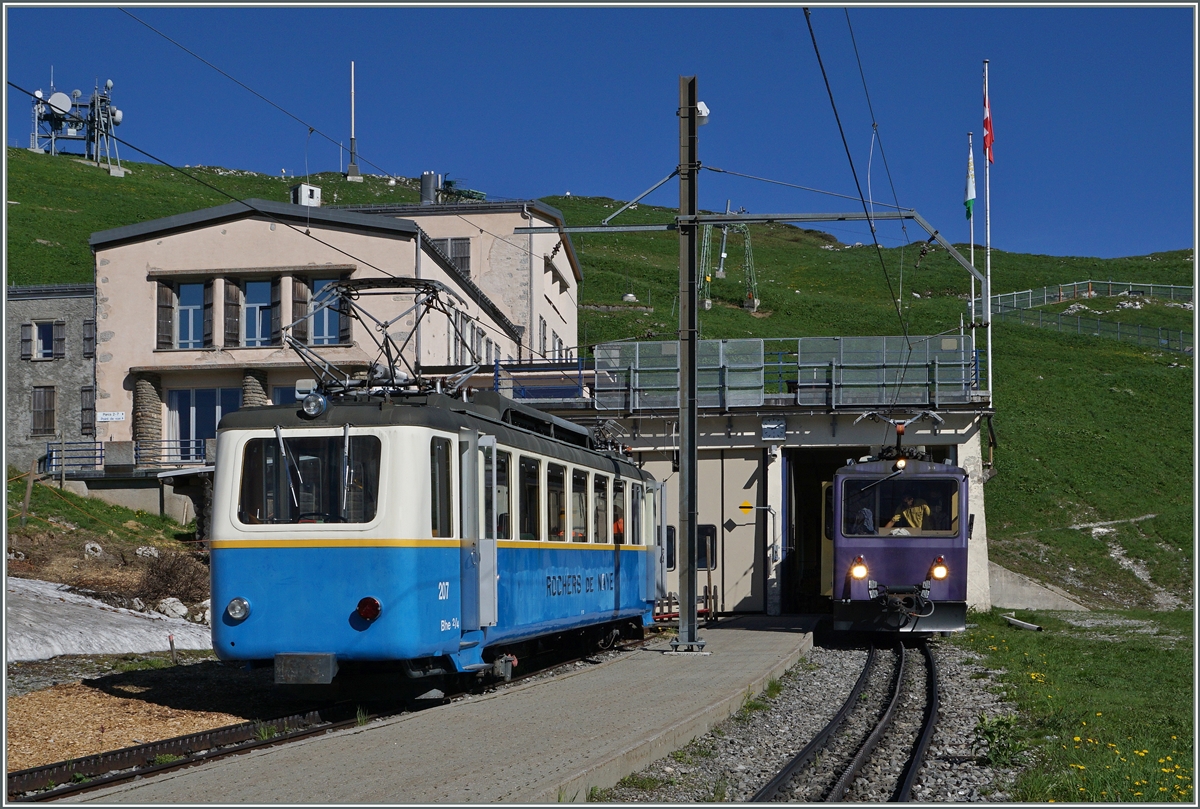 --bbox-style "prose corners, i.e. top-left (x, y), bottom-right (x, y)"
top-left (971, 281), bottom-right (1193, 355)
top-left (994, 307), bottom-right (1193, 354)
